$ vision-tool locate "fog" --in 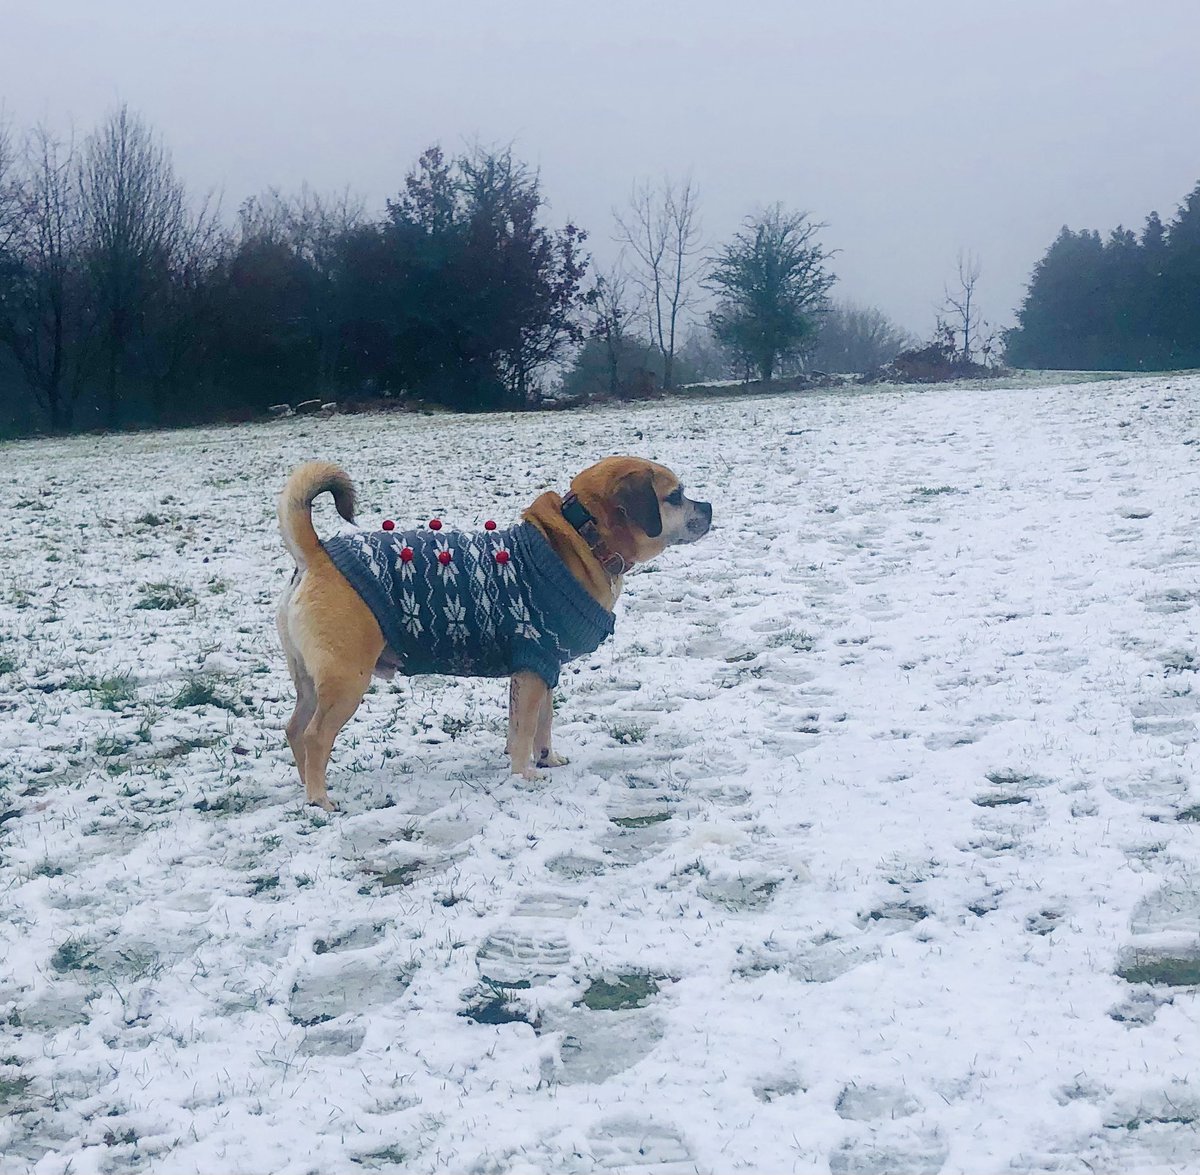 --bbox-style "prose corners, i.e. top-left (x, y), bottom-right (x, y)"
top-left (4, 0), bottom-right (1197, 335)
